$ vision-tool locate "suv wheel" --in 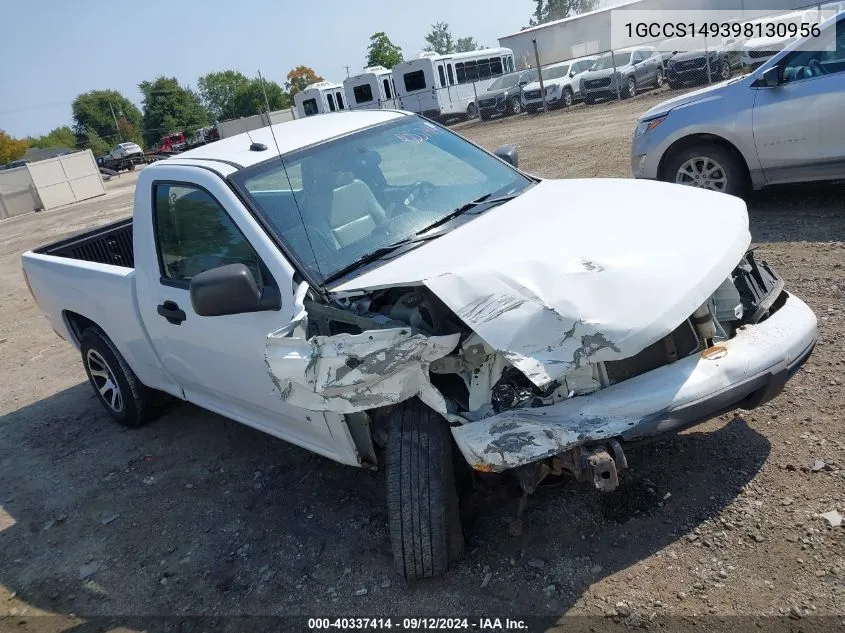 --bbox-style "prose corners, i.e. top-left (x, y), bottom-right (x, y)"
top-left (562, 87), bottom-right (574, 107)
top-left (625, 77), bottom-right (637, 98)
top-left (719, 59), bottom-right (731, 81)
top-left (655, 68), bottom-right (664, 88)
top-left (664, 143), bottom-right (747, 196)
top-left (509, 96), bottom-right (522, 115)
top-left (466, 102), bottom-right (478, 119)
